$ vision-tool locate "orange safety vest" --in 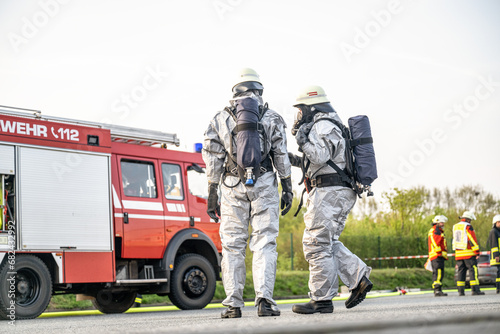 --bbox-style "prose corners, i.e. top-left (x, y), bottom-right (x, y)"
top-left (428, 224), bottom-right (448, 261)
